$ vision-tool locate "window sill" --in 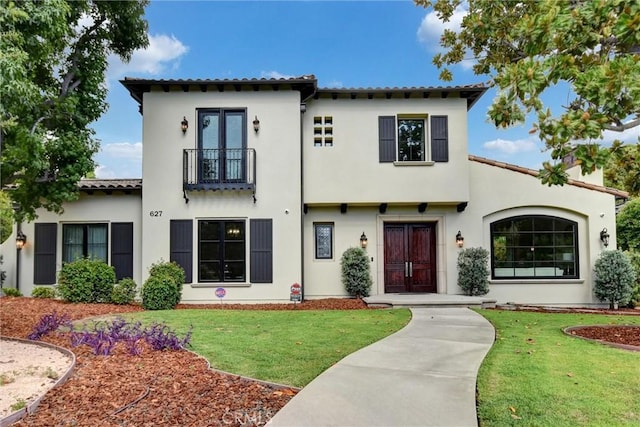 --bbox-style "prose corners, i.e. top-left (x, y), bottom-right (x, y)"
top-left (190, 283), bottom-right (252, 288)
top-left (489, 279), bottom-right (584, 285)
top-left (393, 161), bottom-right (435, 167)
